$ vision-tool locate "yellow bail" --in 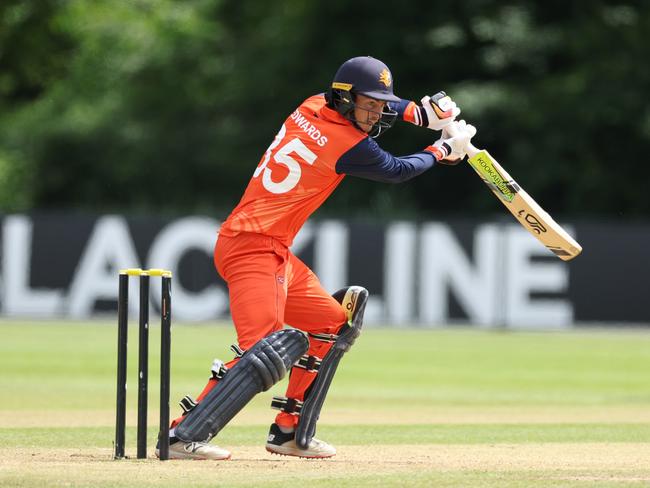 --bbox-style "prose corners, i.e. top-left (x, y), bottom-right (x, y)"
top-left (119, 268), bottom-right (172, 278)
